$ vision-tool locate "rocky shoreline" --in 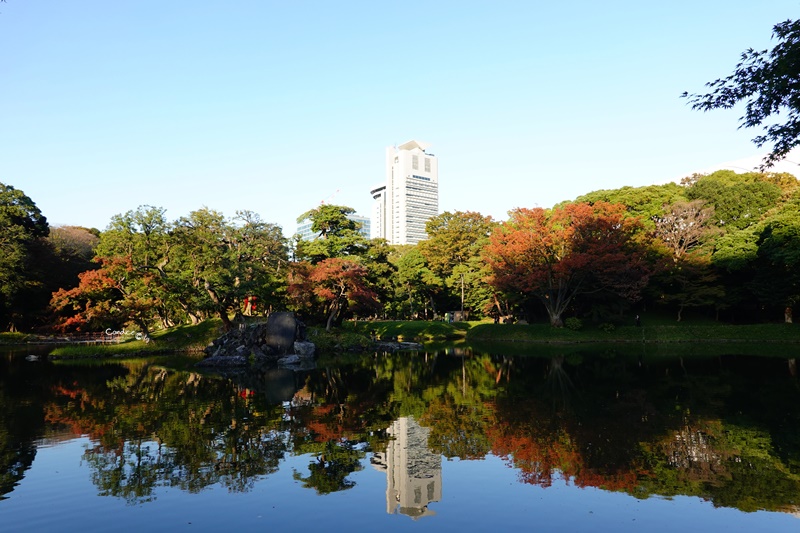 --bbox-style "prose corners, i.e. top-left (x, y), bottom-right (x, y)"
top-left (196, 313), bottom-right (425, 371)
top-left (197, 312), bottom-right (316, 370)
